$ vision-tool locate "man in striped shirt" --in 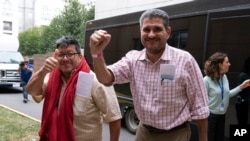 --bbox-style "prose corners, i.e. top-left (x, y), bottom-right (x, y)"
top-left (89, 8), bottom-right (209, 141)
